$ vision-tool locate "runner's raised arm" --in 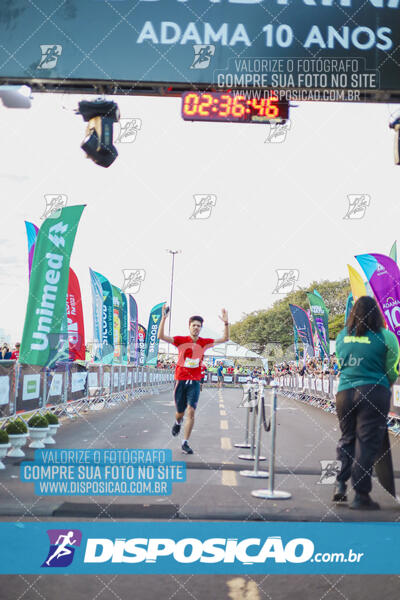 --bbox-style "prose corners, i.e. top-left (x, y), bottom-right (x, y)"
top-left (211, 308), bottom-right (230, 346)
top-left (158, 303), bottom-right (174, 344)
